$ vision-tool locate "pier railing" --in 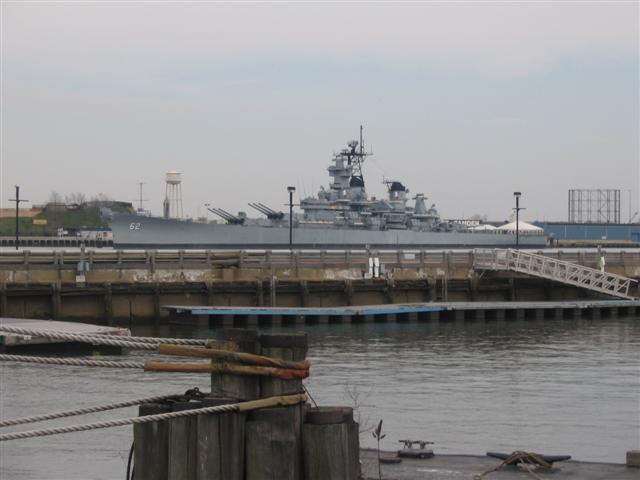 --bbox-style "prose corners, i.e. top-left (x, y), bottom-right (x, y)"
top-left (0, 248), bottom-right (638, 271)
